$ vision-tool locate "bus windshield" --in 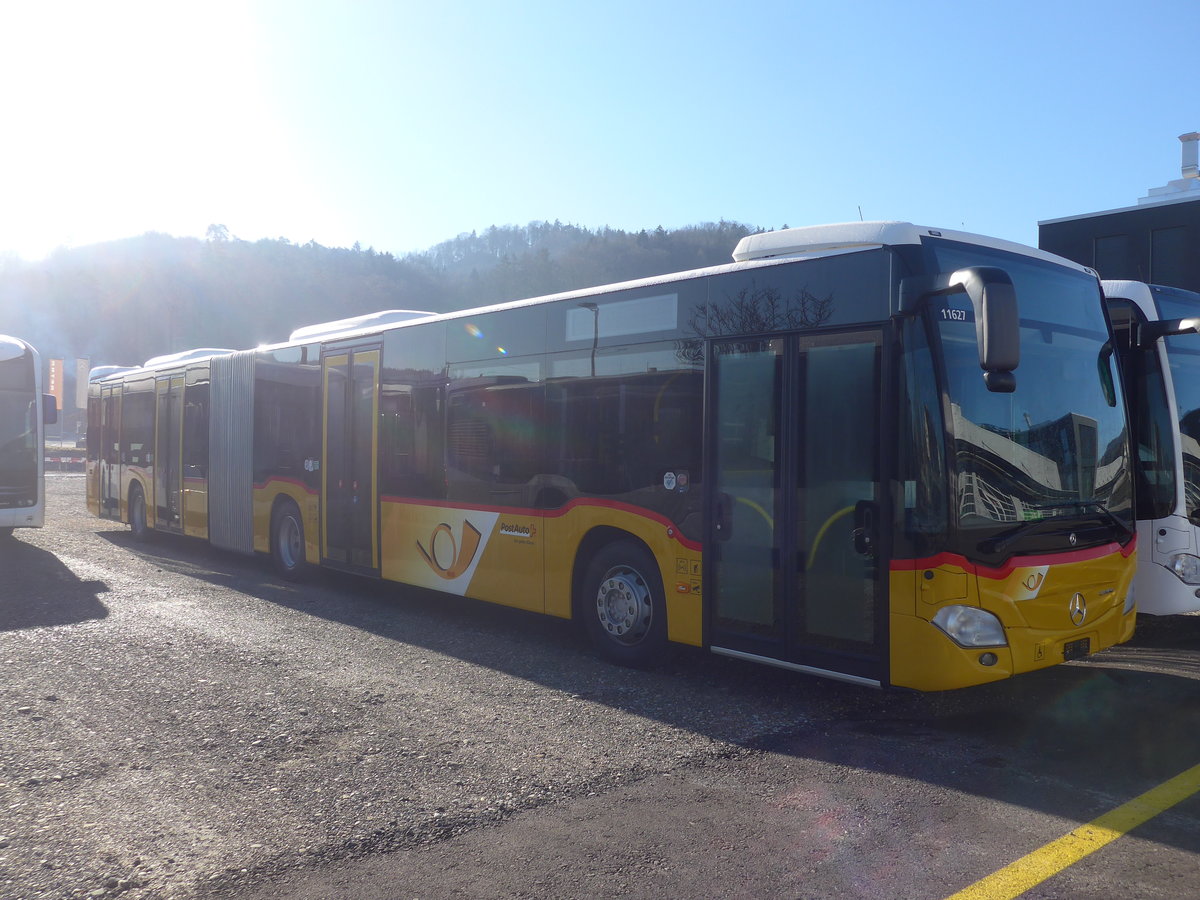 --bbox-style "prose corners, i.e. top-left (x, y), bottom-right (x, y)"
top-left (925, 241), bottom-right (1132, 559)
top-left (1156, 293), bottom-right (1200, 523)
top-left (0, 356), bottom-right (38, 499)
